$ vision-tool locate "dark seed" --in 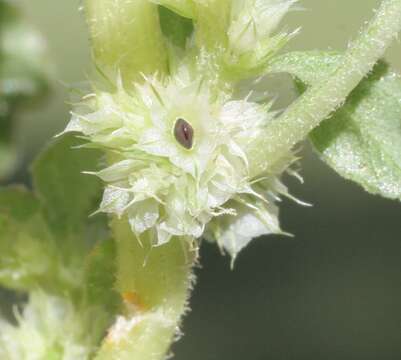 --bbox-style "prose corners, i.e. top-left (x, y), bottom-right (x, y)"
top-left (174, 118), bottom-right (194, 150)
